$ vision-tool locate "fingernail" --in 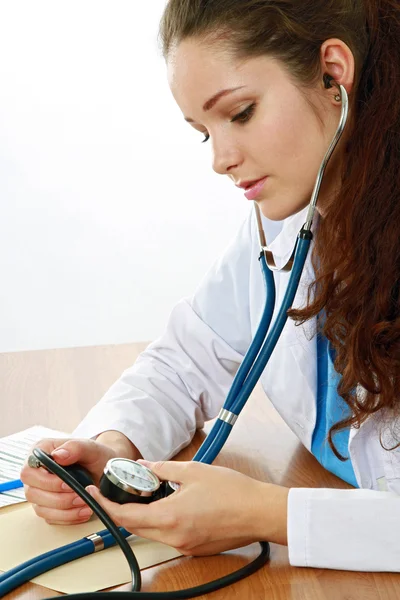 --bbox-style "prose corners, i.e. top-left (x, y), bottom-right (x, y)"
top-left (79, 507), bottom-right (92, 517)
top-left (137, 459), bottom-right (151, 467)
top-left (52, 449), bottom-right (70, 459)
top-left (61, 483), bottom-right (70, 491)
top-left (72, 496), bottom-right (86, 506)
top-left (85, 485), bottom-right (97, 495)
